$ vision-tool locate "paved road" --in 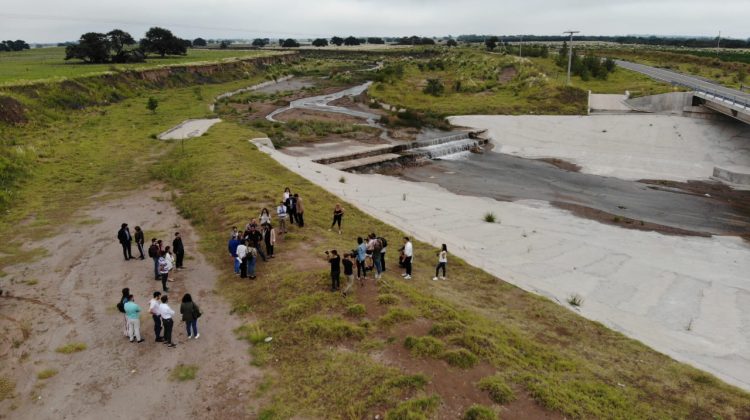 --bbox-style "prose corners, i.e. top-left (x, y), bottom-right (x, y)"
top-left (615, 59), bottom-right (750, 109)
top-left (401, 152), bottom-right (750, 236)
